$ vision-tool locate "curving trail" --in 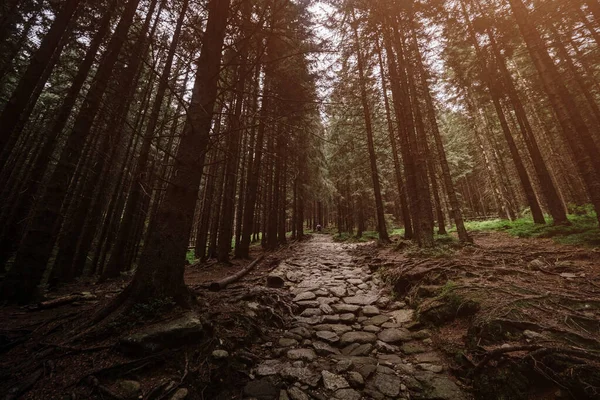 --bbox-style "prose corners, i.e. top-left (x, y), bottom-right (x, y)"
top-left (247, 235), bottom-right (469, 400)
